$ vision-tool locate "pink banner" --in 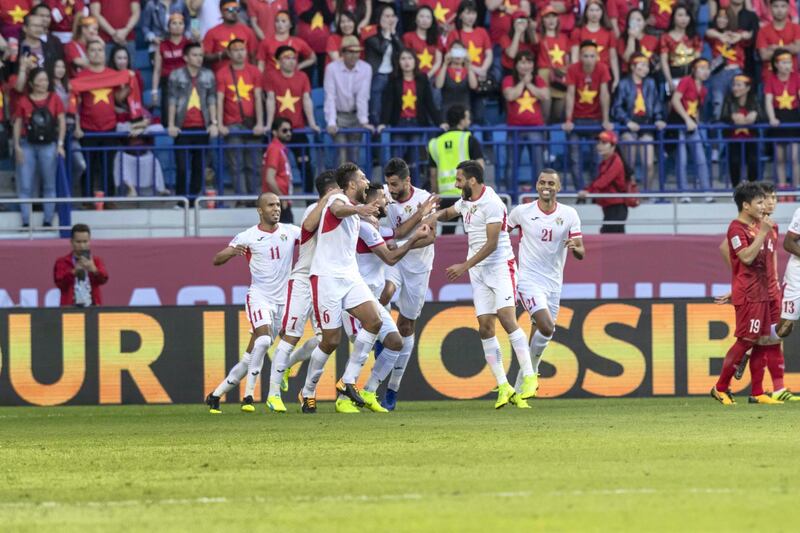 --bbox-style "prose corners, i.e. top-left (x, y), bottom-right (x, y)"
top-left (0, 235), bottom-right (788, 307)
